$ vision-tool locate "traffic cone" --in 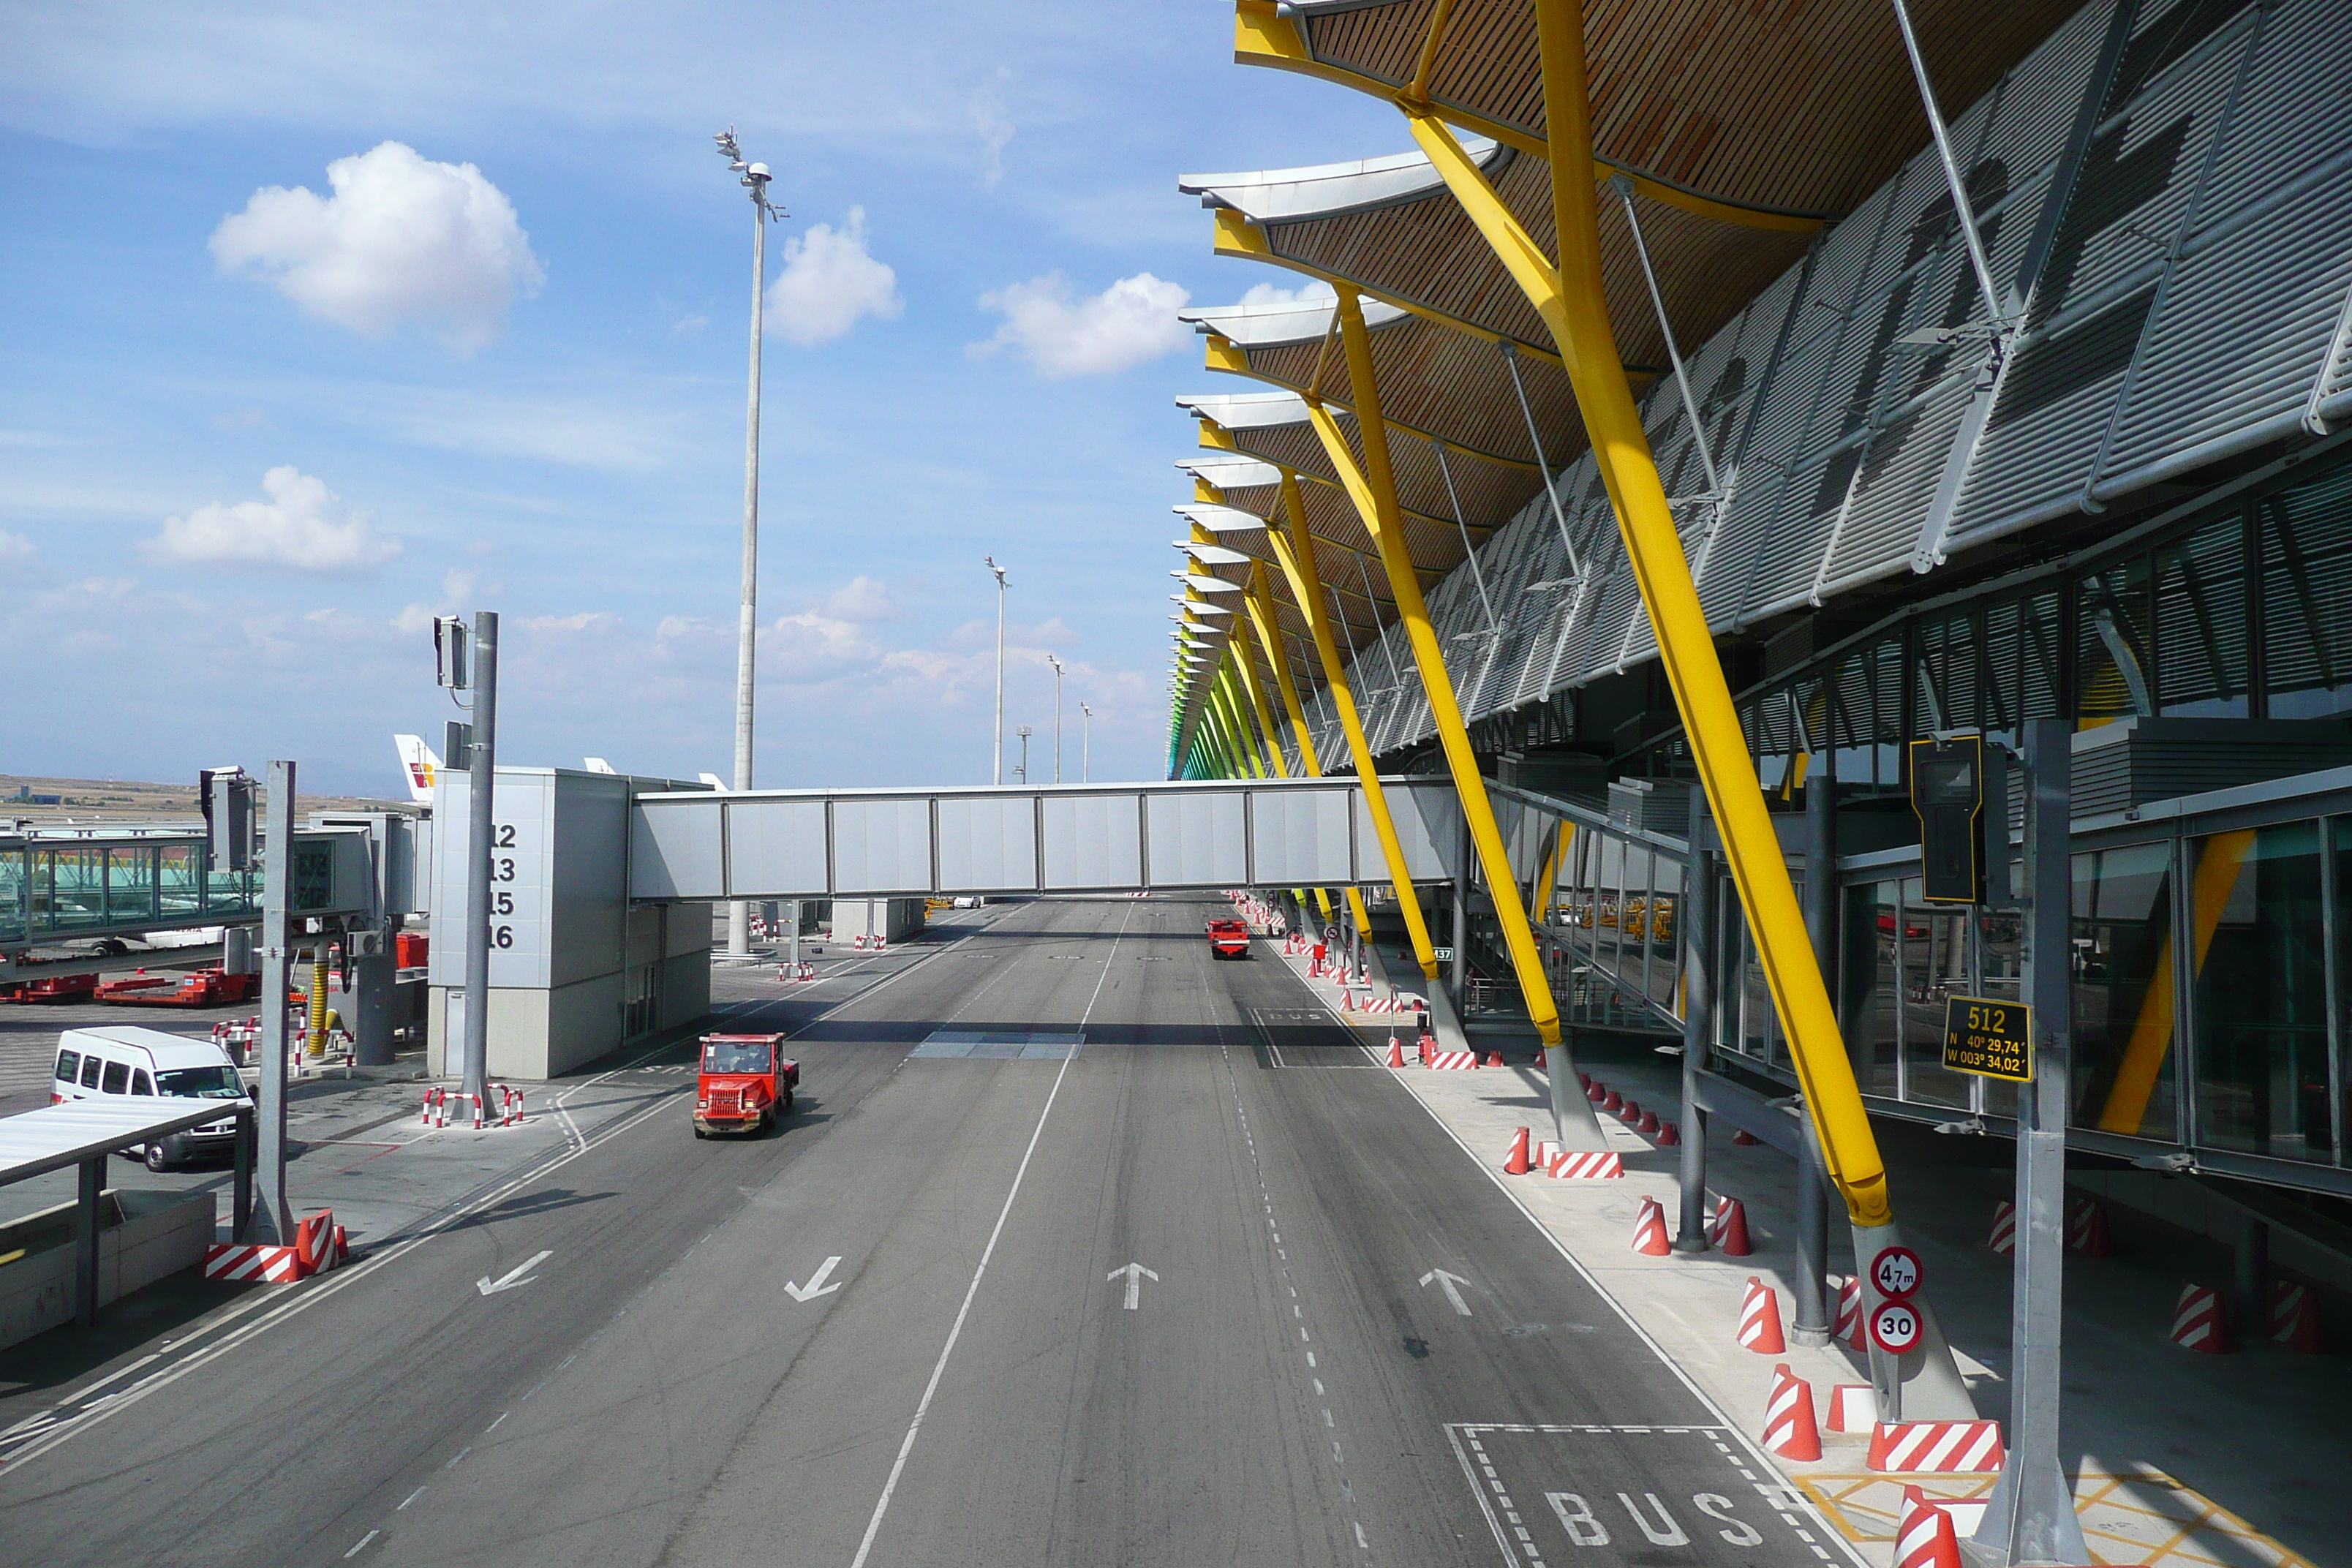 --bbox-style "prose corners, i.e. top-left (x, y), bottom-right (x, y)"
top-left (1604, 1090), bottom-right (1624, 1114)
top-left (1386, 1036), bottom-right (1405, 1068)
top-left (1620, 1098), bottom-right (1643, 1123)
top-left (2170, 1284), bottom-right (2232, 1354)
top-left (1483, 1049), bottom-right (1505, 1067)
top-left (1587, 1081), bottom-right (1608, 1104)
top-left (1988, 1200), bottom-right (2017, 1255)
top-left (1629, 1196), bottom-right (1671, 1256)
top-left (1894, 1485), bottom-right (1962, 1568)
top-left (1762, 1364), bottom-right (1821, 1461)
top-left (1709, 1196), bottom-right (1754, 1256)
top-left (1834, 1275), bottom-right (1866, 1350)
top-left (2067, 1196), bottom-right (2114, 1257)
top-left (1637, 1109), bottom-right (1661, 1135)
top-left (1578, 1072), bottom-right (1592, 1091)
top-left (2271, 1281), bottom-right (2327, 1354)
top-left (1733, 1128), bottom-right (1760, 1146)
top-left (1656, 1120), bottom-right (1681, 1146)
top-left (1738, 1277), bottom-right (1787, 1353)
top-left (1504, 1126), bottom-right (1531, 1175)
